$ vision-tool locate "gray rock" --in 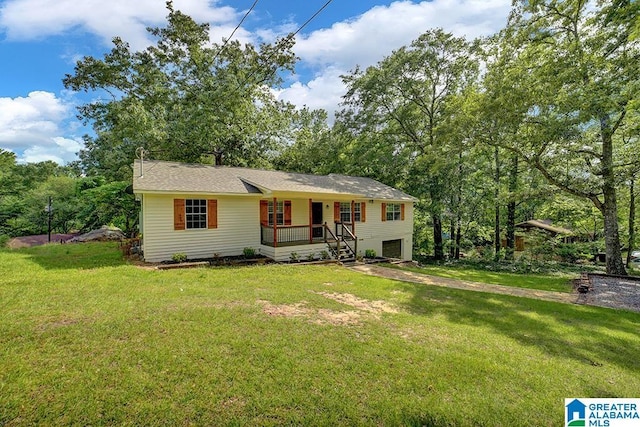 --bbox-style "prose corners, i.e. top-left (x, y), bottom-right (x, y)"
top-left (68, 226), bottom-right (126, 243)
